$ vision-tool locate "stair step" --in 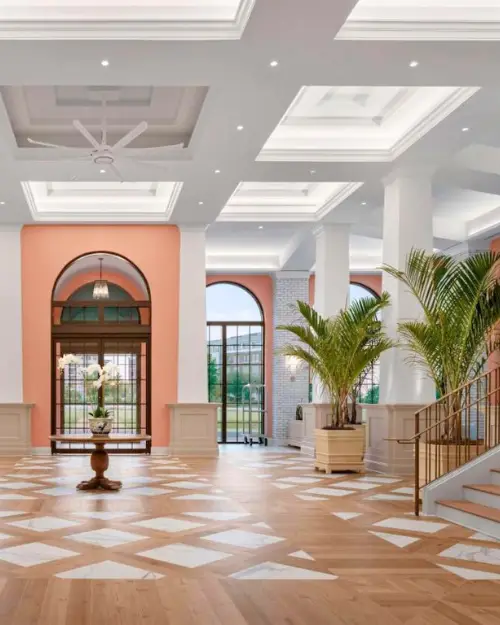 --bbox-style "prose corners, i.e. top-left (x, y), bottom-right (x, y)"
top-left (463, 484), bottom-right (500, 509)
top-left (490, 469), bottom-right (500, 486)
top-left (465, 484), bottom-right (500, 496)
top-left (436, 500), bottom-right (500, 539)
